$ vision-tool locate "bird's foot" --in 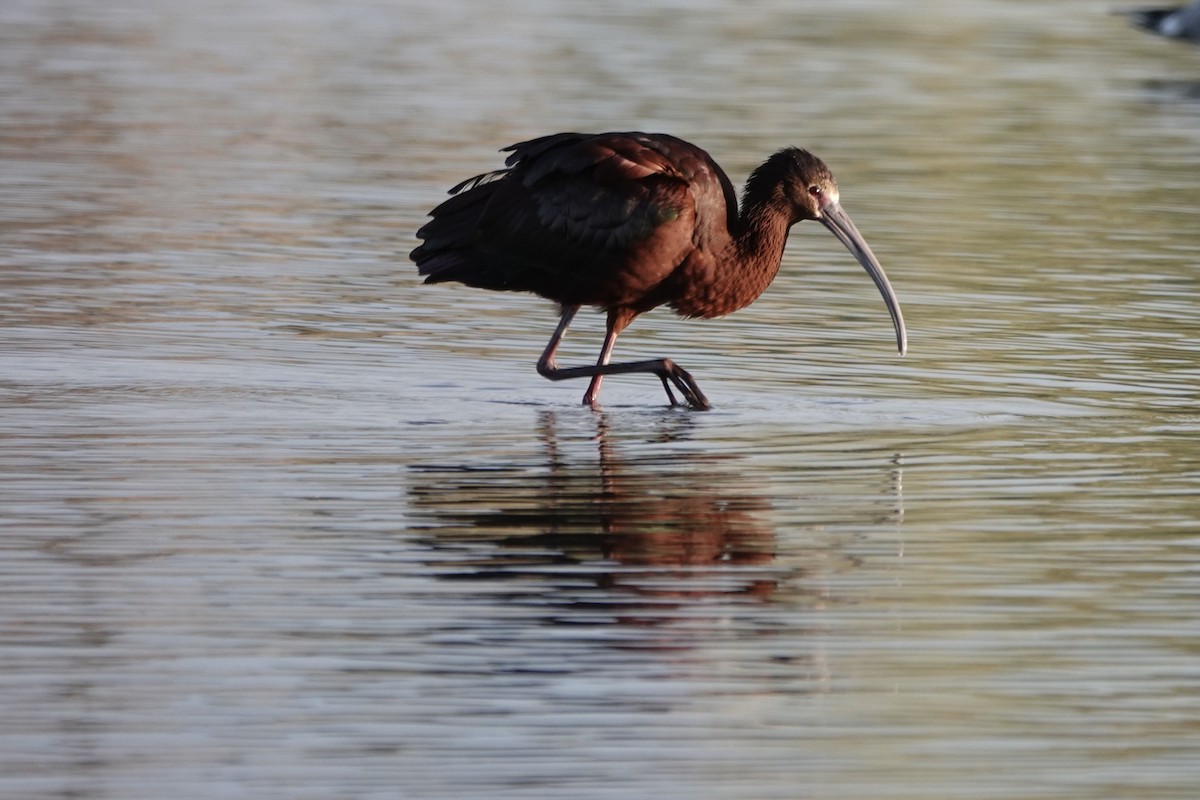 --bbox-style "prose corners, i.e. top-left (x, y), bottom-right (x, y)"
top-left (659, 361), bottom-right (711, 411)
top-left (659, 376), bottom-right (679, 406)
